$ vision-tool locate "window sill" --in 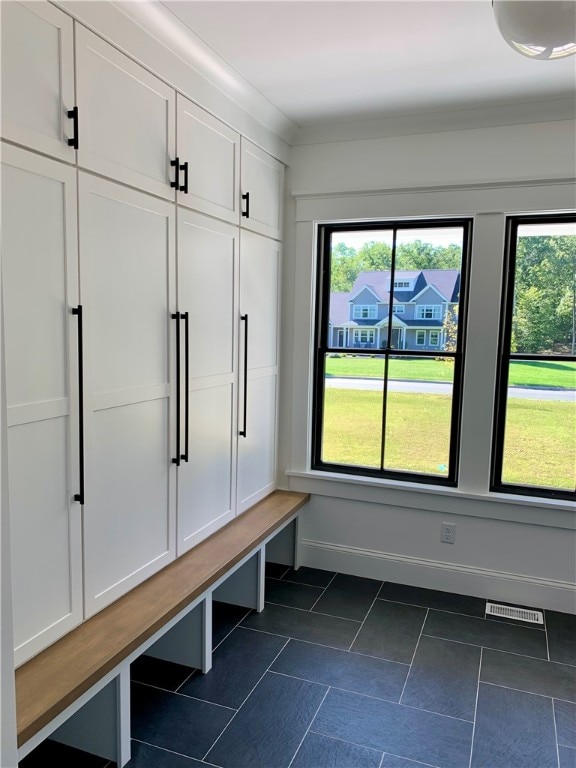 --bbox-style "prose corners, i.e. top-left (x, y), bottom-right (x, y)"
top-left (285, 469), bottom-right (576, 529)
